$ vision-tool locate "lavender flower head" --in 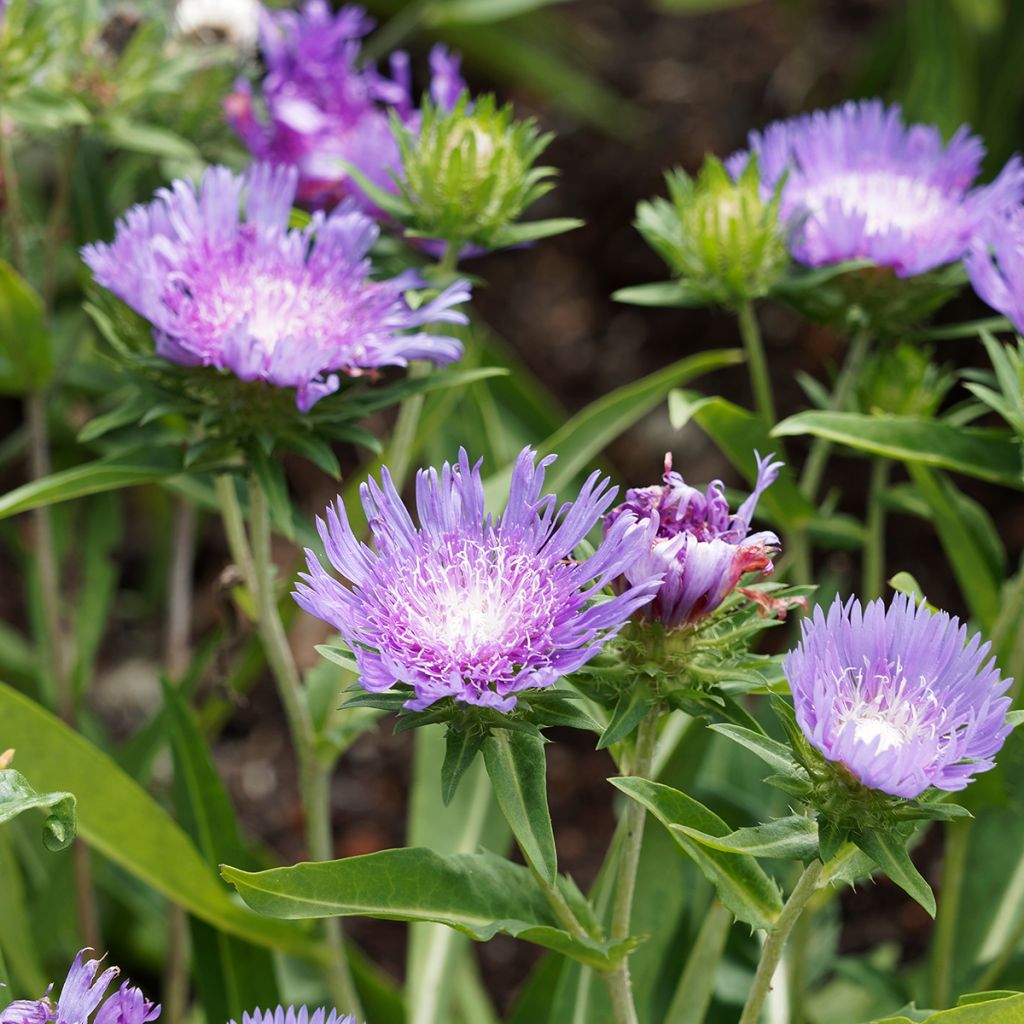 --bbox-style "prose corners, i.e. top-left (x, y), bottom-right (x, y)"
top-left (0, 949), bottom-right (159, 1024)
top-left (226, 1), bottom-right (465, 210)
top-left (729, 99), bottom-right (1024, 277)
top-left (81, 163), bottom-right (469, 412)
top-left (605, 452), bottom-right (782, 630)
top-left (231, 1009), bottom-right (357, 1024)
top-left (294, 448), bottom-right (660, 712)
top-left (965, 204), bottom-right (1024, 331)
top-left (785, 595), bottom-right (1013, 799)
